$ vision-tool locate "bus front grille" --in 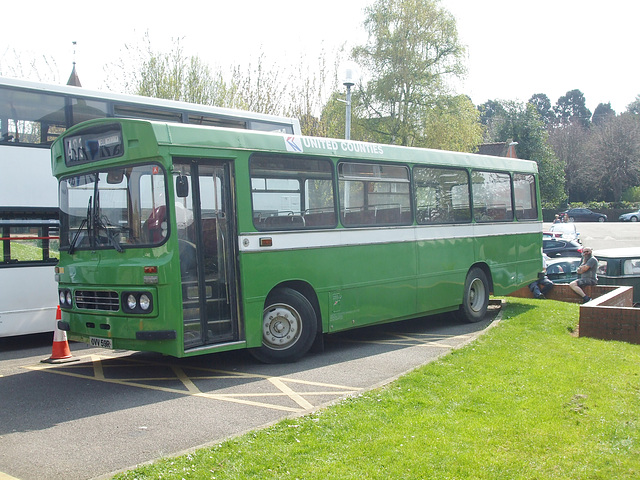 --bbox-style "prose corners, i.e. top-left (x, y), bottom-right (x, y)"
top-left (75, 290), bottom-right (119, 311)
